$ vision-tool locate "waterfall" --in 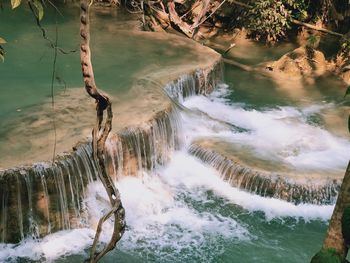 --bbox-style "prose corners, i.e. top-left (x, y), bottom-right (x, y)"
top-left (0, 144), bottom-right (96, 243)
top-left (110, 108), bottom-right (181, 177)
top-left (0, 64), bottom-right (222, 244)
top-left (188, 144), bottom-right (340, 205)
top-left (1, 59), bottom-right (339, 245)
top-left (105, 65), bottom-right (222, 179)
